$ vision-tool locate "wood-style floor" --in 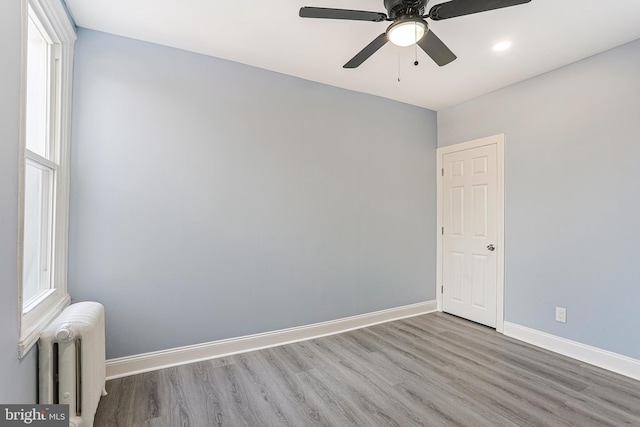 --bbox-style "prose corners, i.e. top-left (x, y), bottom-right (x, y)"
top-left (94, 312), bottom-right (640, 426)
